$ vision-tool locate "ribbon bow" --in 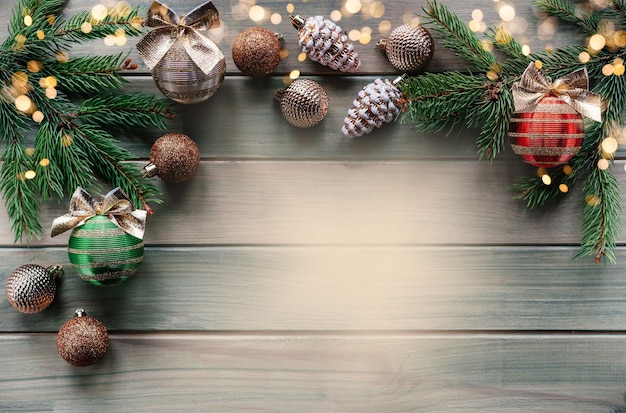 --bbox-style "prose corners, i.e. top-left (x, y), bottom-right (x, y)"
top-left (512, 62), bottom-right (602, 122)
top-left (136, 0), bottom-right (223, 75)
top-left (51, 187), bottom-right (147, 240)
